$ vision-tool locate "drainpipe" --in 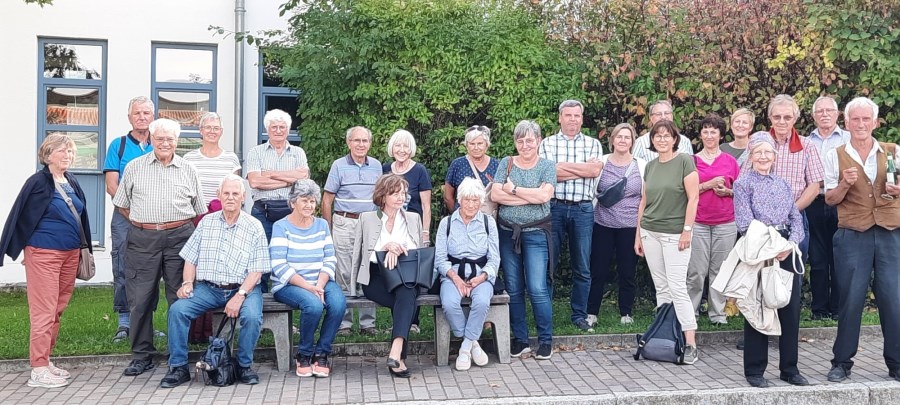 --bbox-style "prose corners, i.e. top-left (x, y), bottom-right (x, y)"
top-left (234, 0), bottom-right (246, 164)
